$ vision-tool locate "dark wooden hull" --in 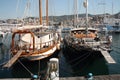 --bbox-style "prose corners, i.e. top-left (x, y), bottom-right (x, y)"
top-left (63, 39), bottom-right (103, 68)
